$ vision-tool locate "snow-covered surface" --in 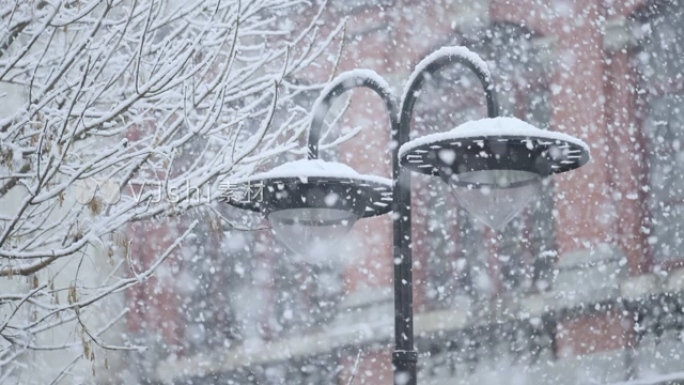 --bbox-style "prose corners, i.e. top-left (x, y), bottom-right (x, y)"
top-left (402, 46), bottom-right (490, 108)
top-left (311, 69), bottom-right (392, 124)
top-left (235, 159), bottom-right (392, 186)
top-left (609, 372), bottom-right (684, 385)
top-left (398, 116), bottom-right (591, 158)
